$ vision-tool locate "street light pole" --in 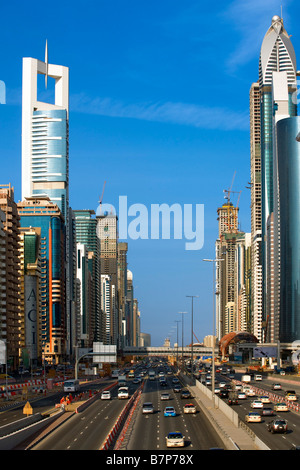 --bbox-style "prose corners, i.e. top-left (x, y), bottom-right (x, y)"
top-left (203, 258), bottom-right (223, 408)
top-left (175, 320), bottom-right (180, 368)
top-left (186, 295), bottom-right (199, 380)
top-left (178, 312), bottom-right (187, 371)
